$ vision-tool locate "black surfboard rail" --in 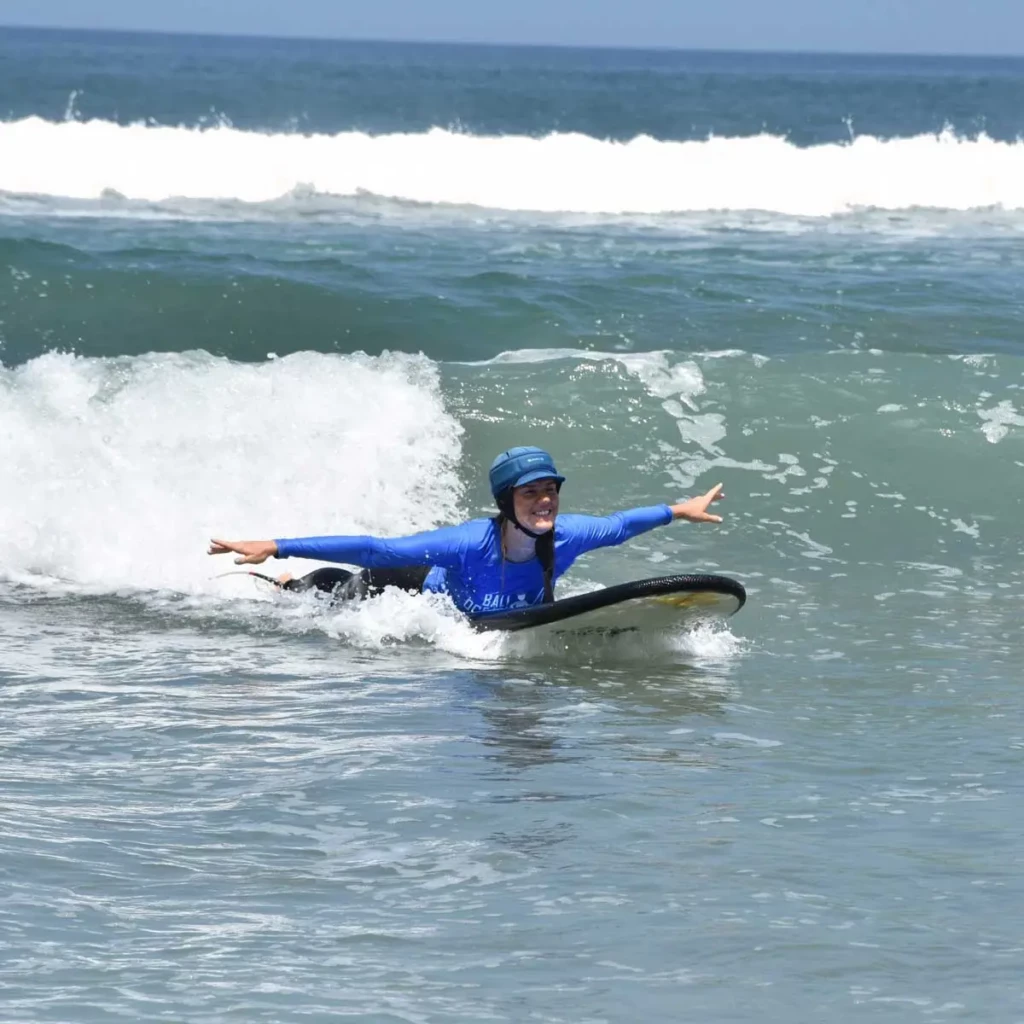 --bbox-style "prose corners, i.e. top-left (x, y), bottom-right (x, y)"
top-left (471, 573), bottom-right (746, 633)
